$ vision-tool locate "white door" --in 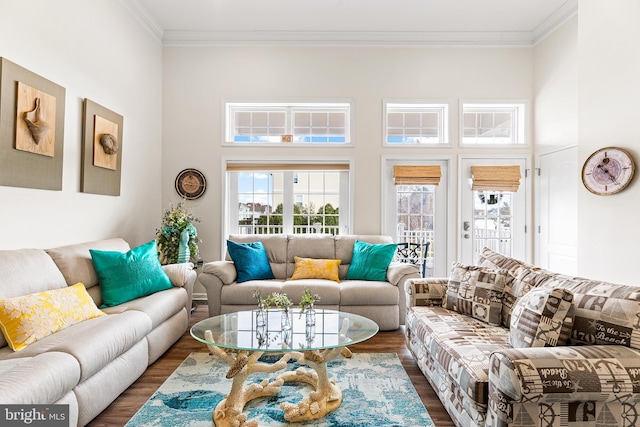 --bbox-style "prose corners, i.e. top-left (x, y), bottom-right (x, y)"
top-left (535, 146), bottom-right (578, 274)
top-left (460, 157), bottom-right (529, 265)
top-left (382, 157), bottom-right (451, 277)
